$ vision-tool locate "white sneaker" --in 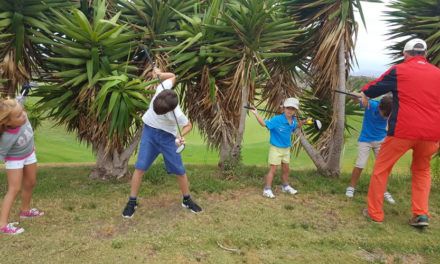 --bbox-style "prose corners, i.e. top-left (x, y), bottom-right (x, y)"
top-left (384, 191), bottom-right (395, 204)
top-left (263, 189), bottom-right (275, 198)
top-left (282, 185), bottom-right (298, 195)
top-left (345, 187), bottom-right (355, 198)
